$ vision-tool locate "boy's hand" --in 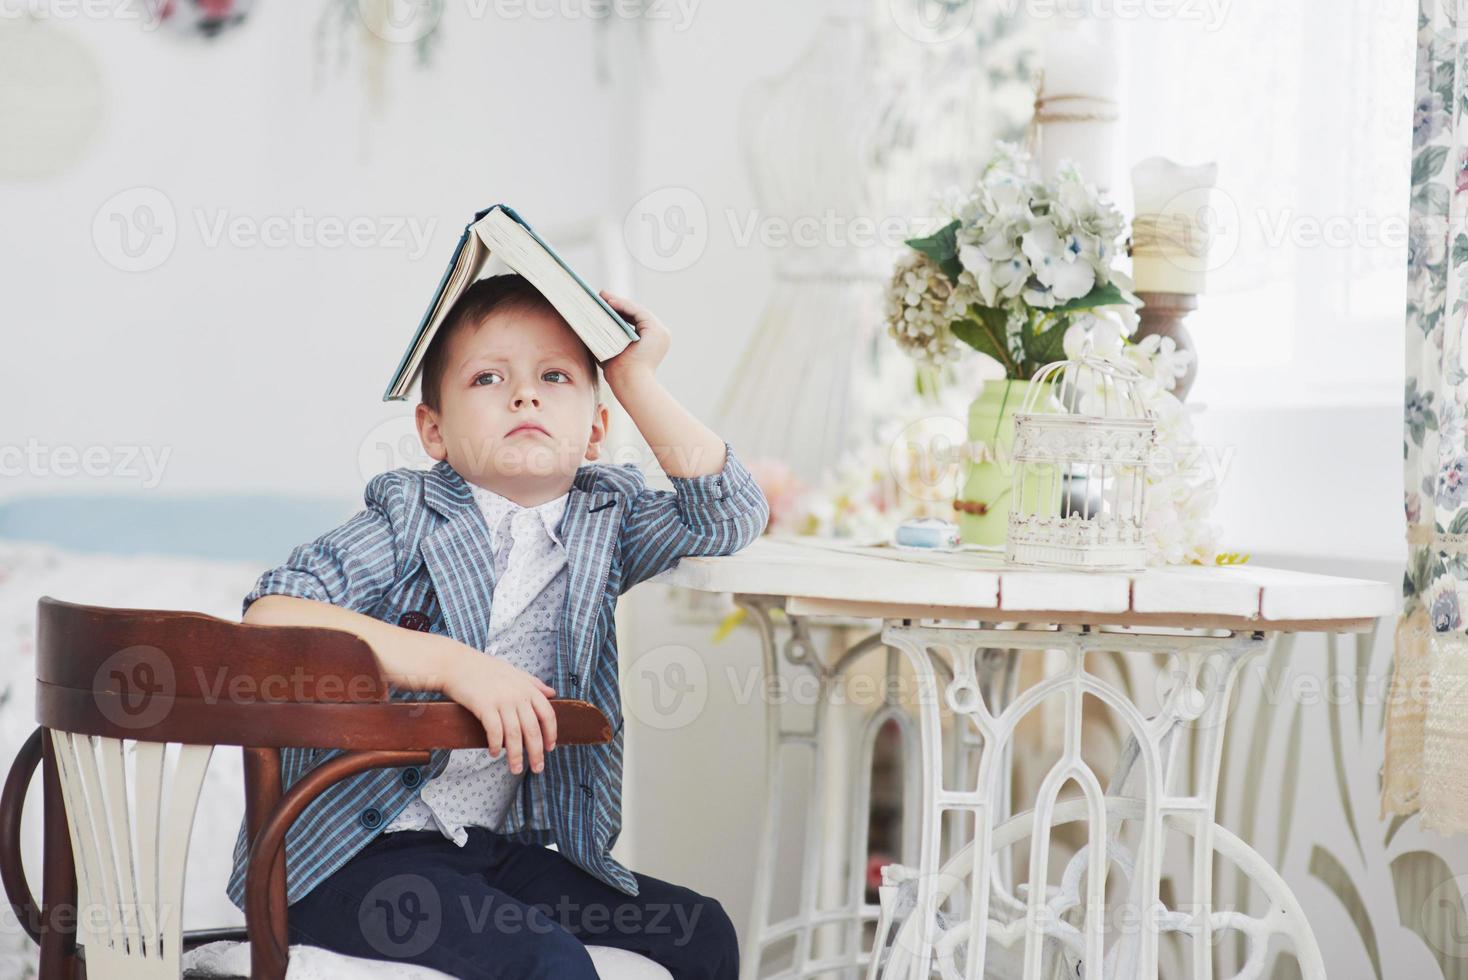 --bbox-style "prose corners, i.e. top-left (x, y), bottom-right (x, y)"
top-left (437, 642), bottom-right (559, 775)
top-left (599, 289), bottom-right (670, 386)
